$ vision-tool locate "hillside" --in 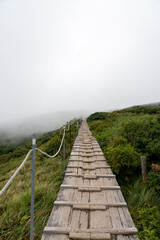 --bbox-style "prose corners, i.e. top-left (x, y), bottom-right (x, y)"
top-left (0, 121), bottom-right (79, 240)
top-left (87, 106), bottom-right (160, 239)
top-left (1, 105), bottom-right (160, 240)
